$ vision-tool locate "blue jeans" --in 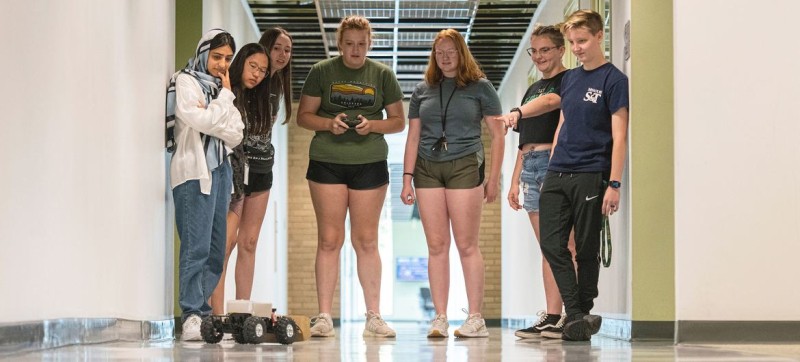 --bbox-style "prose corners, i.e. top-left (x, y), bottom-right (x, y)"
top-left (519, 149), bottom-right (550, 212)
top-left (173, 160), bottom-right (231, 321)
